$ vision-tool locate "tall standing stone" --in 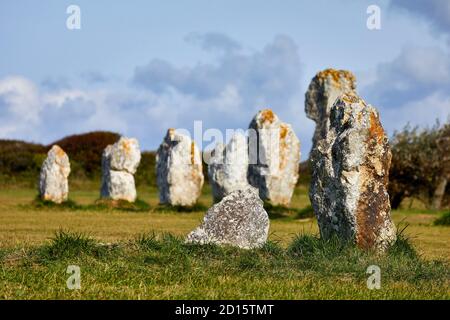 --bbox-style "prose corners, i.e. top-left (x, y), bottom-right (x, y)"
top-left (305, 69), bottom-right (357, 155)
top-left (208, 133), bottom-right (250, 202)
top-left (309, 92), bottom-right (396, 251)
top-left (248, 109), bottom-right (300, 206)
top-left (156, 129), bottom-right (204, 206)
top-left (39, 145), bottom-right (71, 203)
top-left (101, 137), bottom-right (141, 202)
top-left (186, 187), bottom-right (269, 249)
